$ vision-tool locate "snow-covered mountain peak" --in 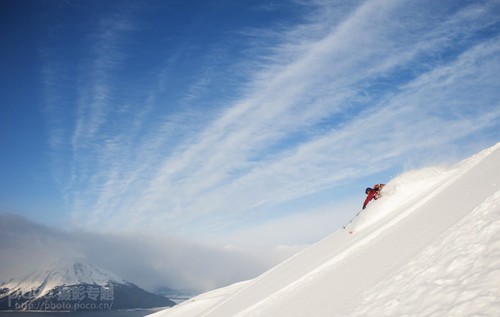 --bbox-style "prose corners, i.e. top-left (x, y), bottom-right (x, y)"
top-left (1, 256), bottom-right (125, 298)
top-left (46, 256), bottom-right (124, 285)
top-left (1, 255), bottom-right (177, 310)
